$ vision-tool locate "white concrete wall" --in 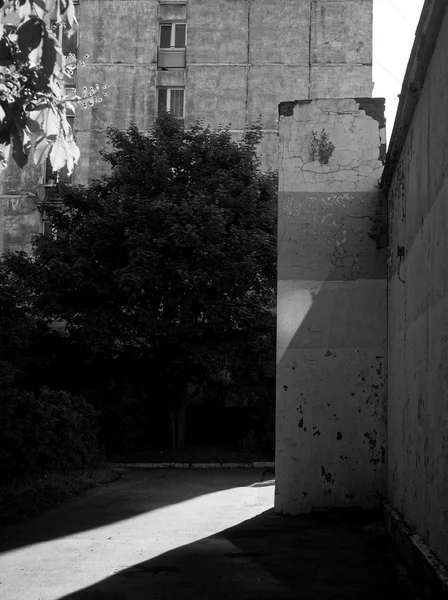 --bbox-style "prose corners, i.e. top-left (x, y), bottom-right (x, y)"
top-left (276, 98), bottom-right (387, 513)
top-left (387, 7), bottom-right (448, 567)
